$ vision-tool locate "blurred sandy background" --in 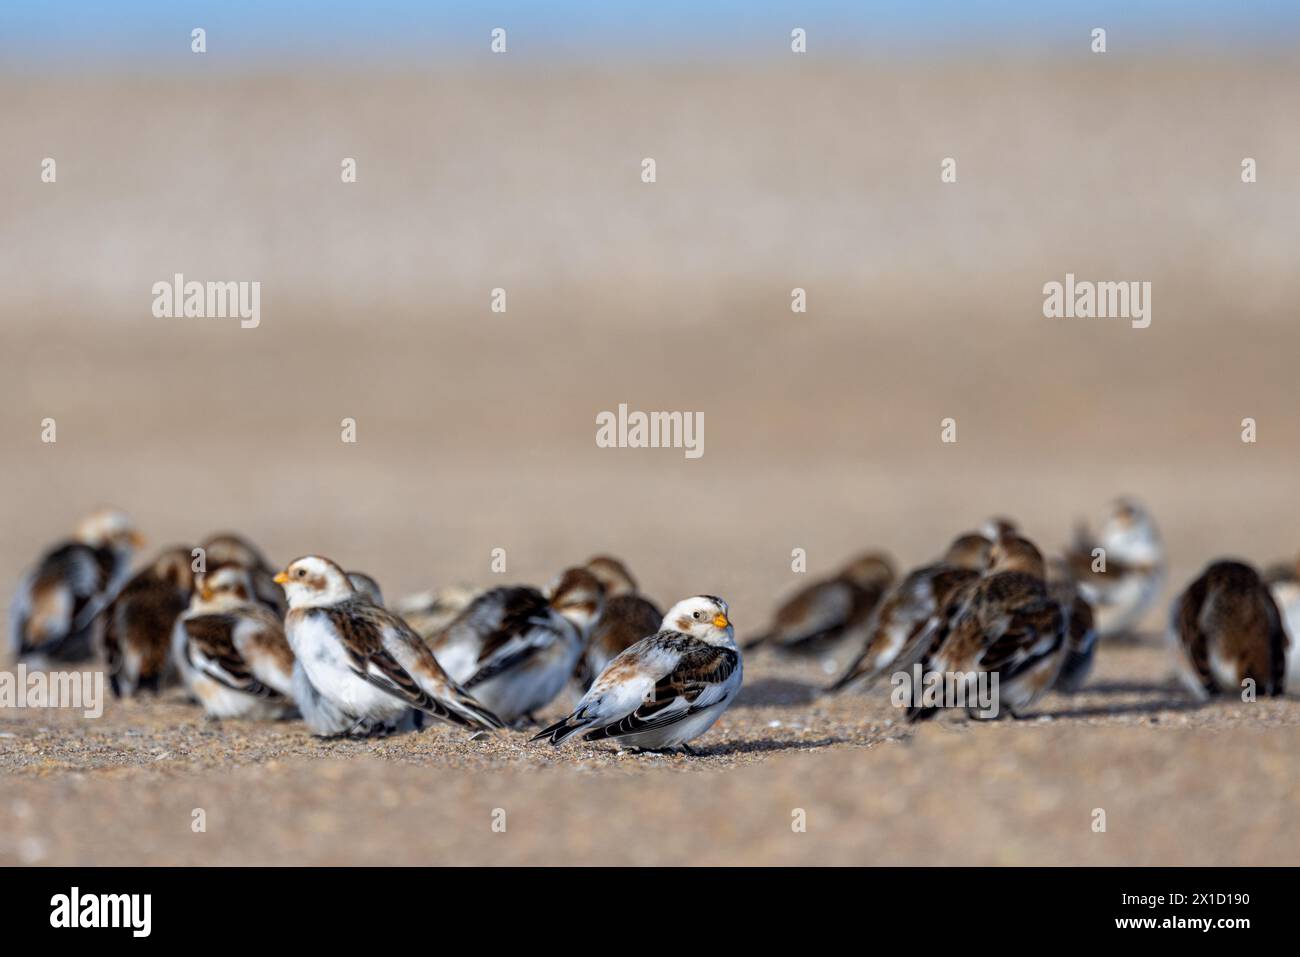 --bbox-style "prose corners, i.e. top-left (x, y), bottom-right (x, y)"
top-left (2, 21), bottom-right (1300, 864)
